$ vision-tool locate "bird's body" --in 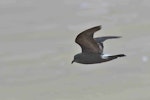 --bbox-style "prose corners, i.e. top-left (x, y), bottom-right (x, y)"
top-left (72, 25), bottom-right (126, 64)
top-left (72, 52), bottom-right (125, 64)
top-left (73, 53), bottom-right (102, 64)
